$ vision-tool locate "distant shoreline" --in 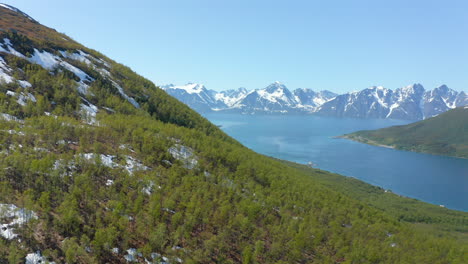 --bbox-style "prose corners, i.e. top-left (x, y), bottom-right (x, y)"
top-left (339, 135), bottom-right (396, 149)
top-left (339, 135), bottom-right (467, 160)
